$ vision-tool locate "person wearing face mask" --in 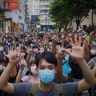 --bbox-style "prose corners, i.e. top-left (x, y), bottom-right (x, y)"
top-left (0, 46), bottom-right (4, 53)
top-left (0, 37), bottom-right (96, 96)
top-left (20, 46), bottom-right (29, 77)
top-left (16, 61), bottom-right (40, 84)
top-left (56, 42), bottom-right (61, 51)
top-left (88, 45), bottom-right (96, 69)
top-left (90, 45), bottom-right (96, 59)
